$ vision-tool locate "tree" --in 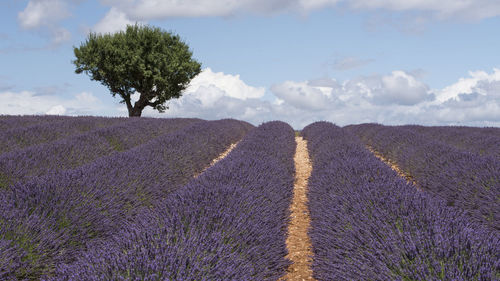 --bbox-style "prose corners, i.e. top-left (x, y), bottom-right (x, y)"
top-left (73, 24), bottom-right (201, 117)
